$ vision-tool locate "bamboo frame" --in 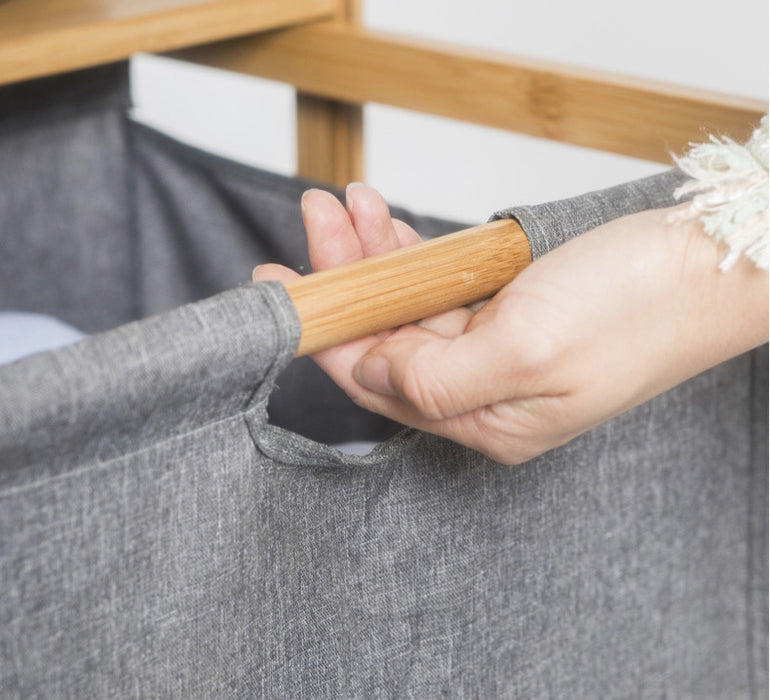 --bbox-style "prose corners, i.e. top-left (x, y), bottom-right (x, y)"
top-left (0, 0), bottom-right (336, 86)
top-left (177, 21), bottom-right (766, 163)
top-left (296, 94), bottom-right (364, 186)
top-left (4, 2), bottom-right (766, 356)
top-left (295, 0), bottom-right (364, 186)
